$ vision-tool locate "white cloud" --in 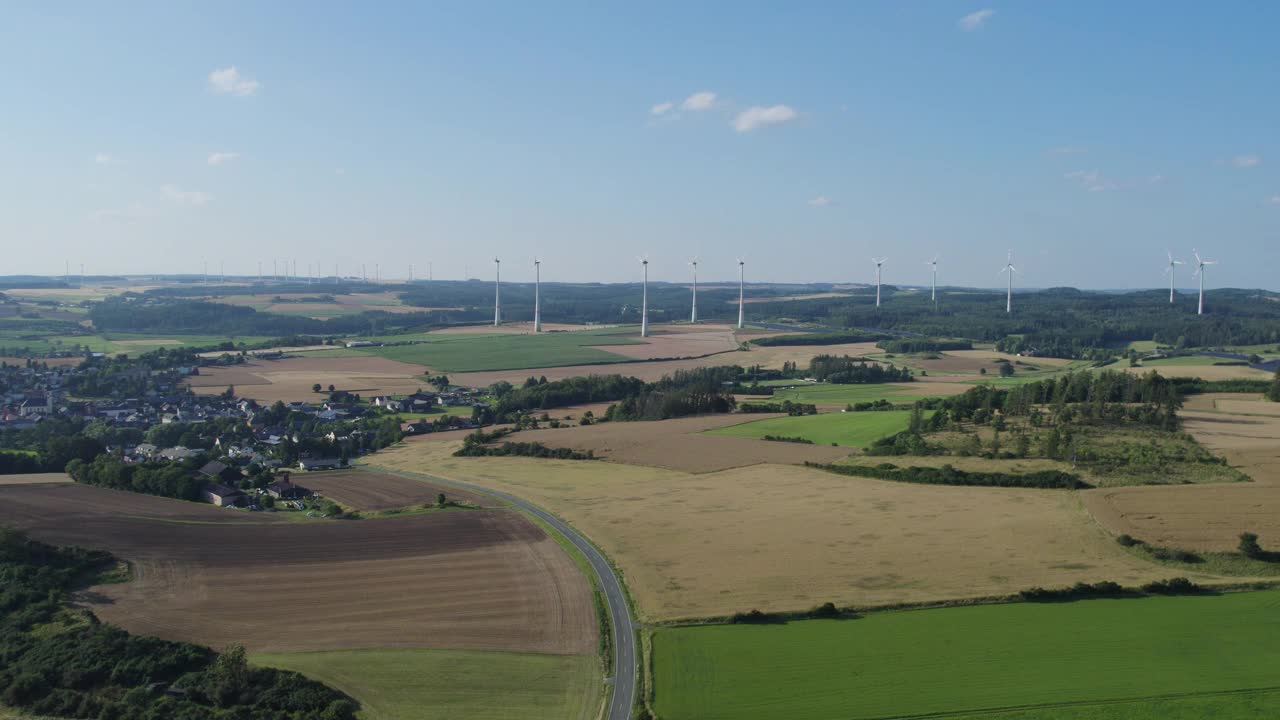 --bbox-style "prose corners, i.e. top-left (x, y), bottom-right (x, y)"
top-left (650, 101), bottom-right (674, 116)
top-left (1269, 194), bottom-right (1280, 206)
top-left (207, 152), bottom-right (241, 166)
top-left (733, 105), bottom-right (798, 132)
top-left (1064, 170), bottom-right (1117, 192)
top-left (94, 152), bottom-right (113, 165)
top-left (1046, 146), bottom-right (1085, 156)
top-left (161, 184), bottom-right (211, 206)
top-left (680, 91), bottom-right (716, 111)
top-left (808, 195), bottom-right (833, 207)
top-left (208, 66), bottom-right (261, 96)
top-left (1232, 154), bottom-right (1262, 168)
top-left (958, 8), bottom-right (995, 31)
